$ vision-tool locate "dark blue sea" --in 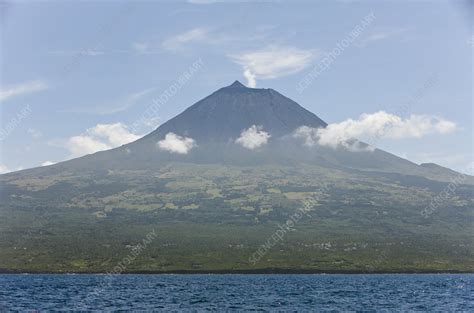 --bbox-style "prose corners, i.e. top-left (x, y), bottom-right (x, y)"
top-left (0, 274), bottom-right (472, 311)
